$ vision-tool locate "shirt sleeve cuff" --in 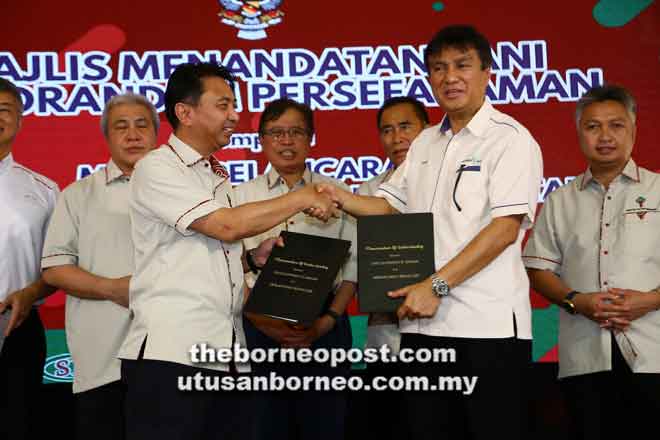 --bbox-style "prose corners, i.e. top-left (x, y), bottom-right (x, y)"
top-left (41, 253), bottom-right (78, 269)
top-left (375, 182), bottom-right (408, 214)
top-left (491, 203), bottom-right (534, 229)
top-left (175, 199), bottom-right (225, 236)
top-left (522, 255), bottom-right (561, 273)
top-left (341, 262), bottom-right (358, 284)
